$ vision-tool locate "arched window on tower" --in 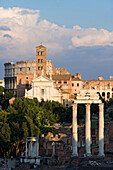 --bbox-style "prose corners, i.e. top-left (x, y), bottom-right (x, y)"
top-left (41, 51), bottom-right (43, 55)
